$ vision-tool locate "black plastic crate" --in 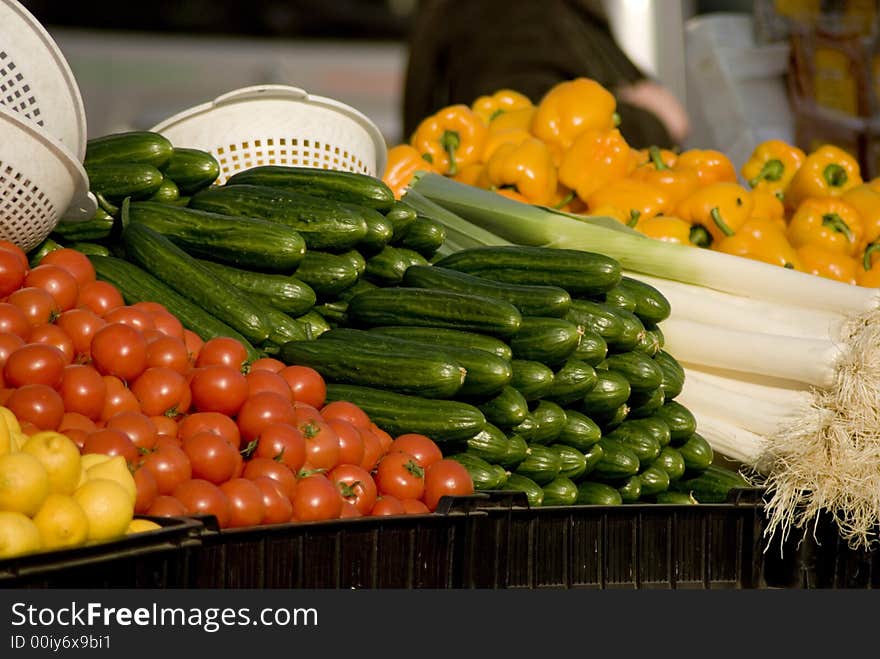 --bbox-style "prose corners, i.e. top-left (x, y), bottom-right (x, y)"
top-left (0, 516), bottom-right (205, 589)
top-left (461, 488), bottom-right (769, 589)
